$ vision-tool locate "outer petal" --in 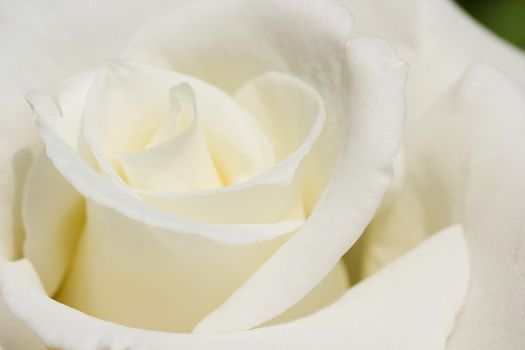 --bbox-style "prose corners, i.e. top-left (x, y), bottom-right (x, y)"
top-left (1, 225), bottom-right (468, 350)
top-left (342, 0), bottom-right (525, 116)
top-left (338, 5), bottom-right (525, 348)
top-left (362, 62), bottom-right (525, 349)
top-left (0, 297), bottom-right (46, 350)
top-left (444, 65), bottom-right (525, 349)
